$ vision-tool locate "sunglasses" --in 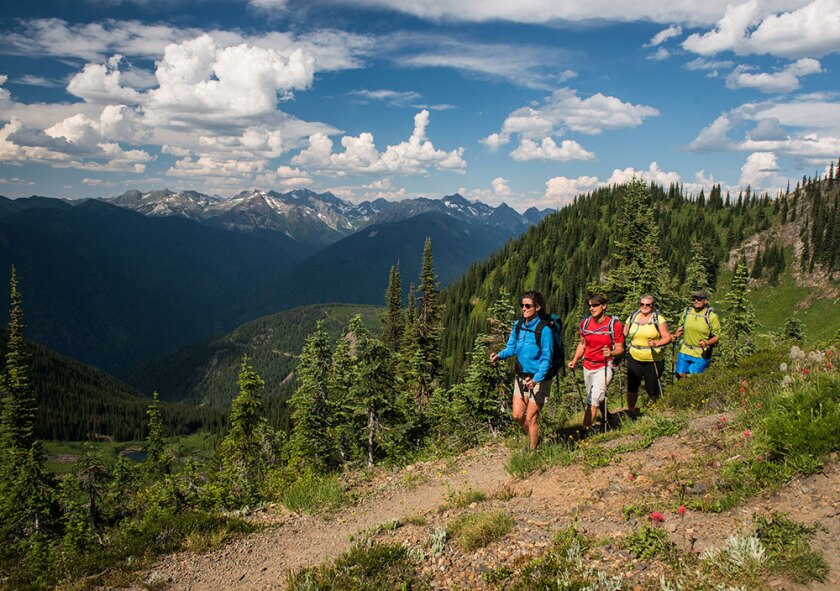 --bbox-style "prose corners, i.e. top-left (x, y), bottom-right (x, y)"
top-left (588, 303), bottom-right (602, 308)
top-left (639, 302), bottom-right (653, 307)
top-left (691, 297), bottom-right (706, 301)
top-left (520, 303), bottom-right (534, 309)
